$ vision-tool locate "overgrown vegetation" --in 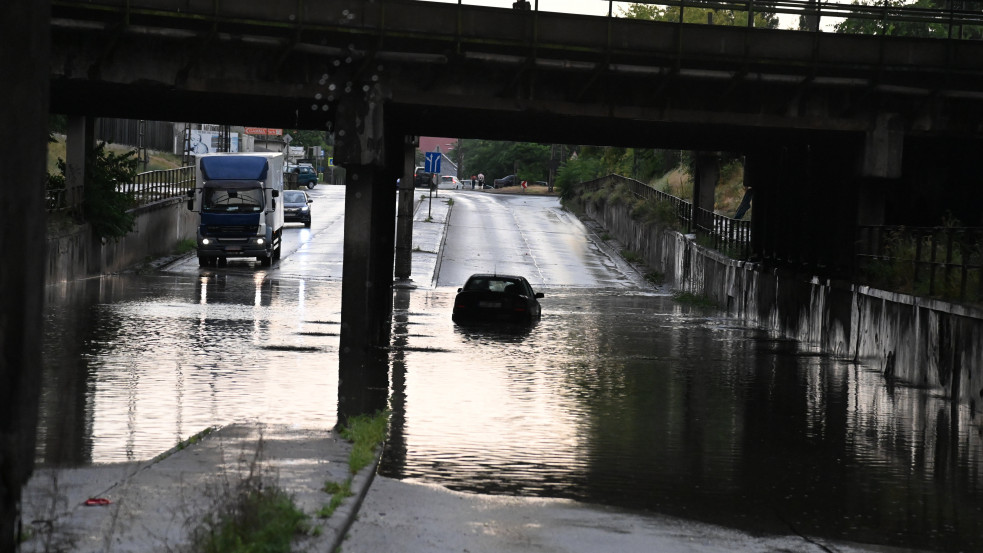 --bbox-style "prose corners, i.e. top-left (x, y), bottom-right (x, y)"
top-left (191, 440), bottom-right (310, 553)
top-left (858, 216), bottom-right (982, 303)
top-left (672, 291), bottom-right (720, 308)
top-left (318, 410), bottom-right (390, 521)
